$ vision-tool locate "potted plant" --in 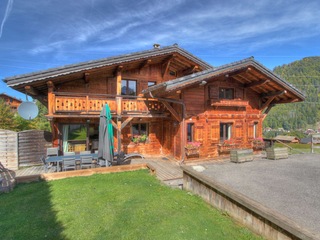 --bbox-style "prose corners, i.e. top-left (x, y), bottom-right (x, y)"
top-left (185, 141), bottom-right (201, 157)
top-left (131, 134), bottom-right (147, 144)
